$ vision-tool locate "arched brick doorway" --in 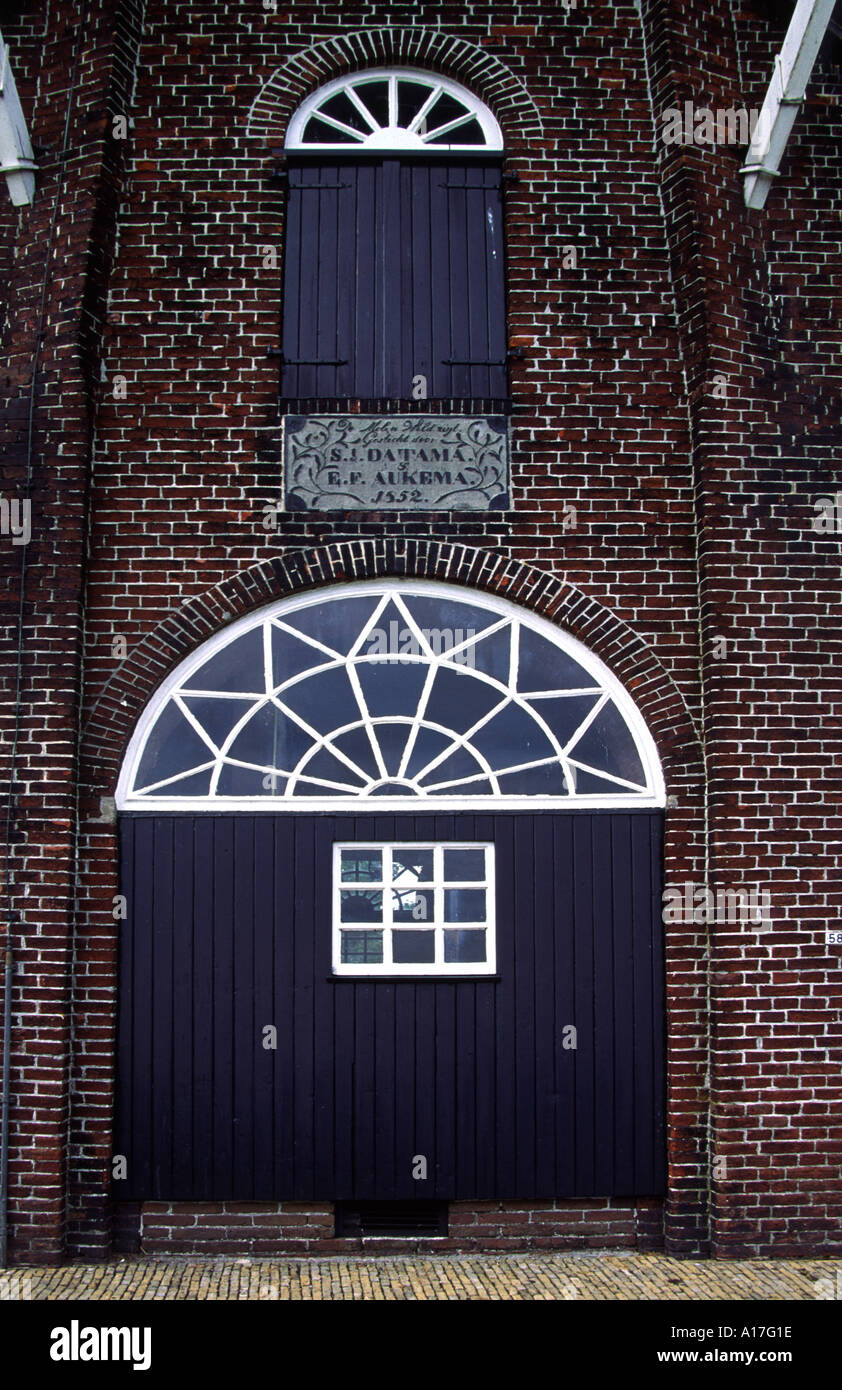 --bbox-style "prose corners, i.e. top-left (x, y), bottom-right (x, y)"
top-left (113, 579), bottom-right (667, 1205)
